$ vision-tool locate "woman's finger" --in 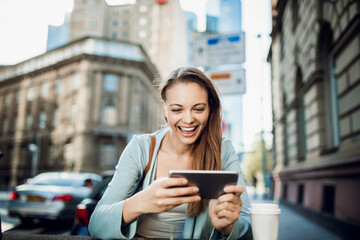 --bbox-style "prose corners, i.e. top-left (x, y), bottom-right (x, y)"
top-left (159, 177), bottom-right (189, 188)
top-left (224, 185), bottom-right (244, 195)
top-left (214, 201), bottom-right (241, 215)
top-left (166, 185), bottom-right (199, 197)
top-left (217, 192), bottom-right (242, 205)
